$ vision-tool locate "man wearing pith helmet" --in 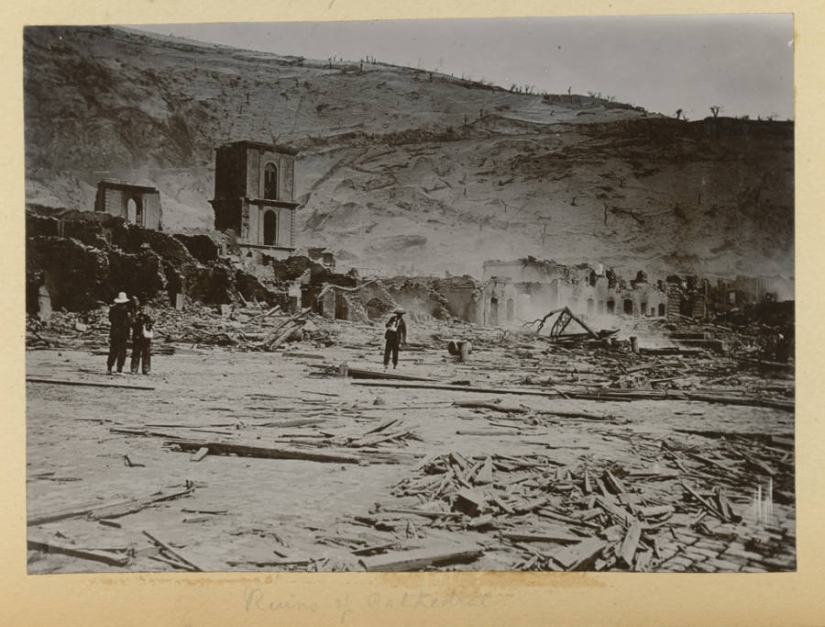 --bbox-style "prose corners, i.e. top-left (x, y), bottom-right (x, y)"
top-left (106, 291), bottom-right (132, 375)
top-left (383, 307), bottom-right (408, 370)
